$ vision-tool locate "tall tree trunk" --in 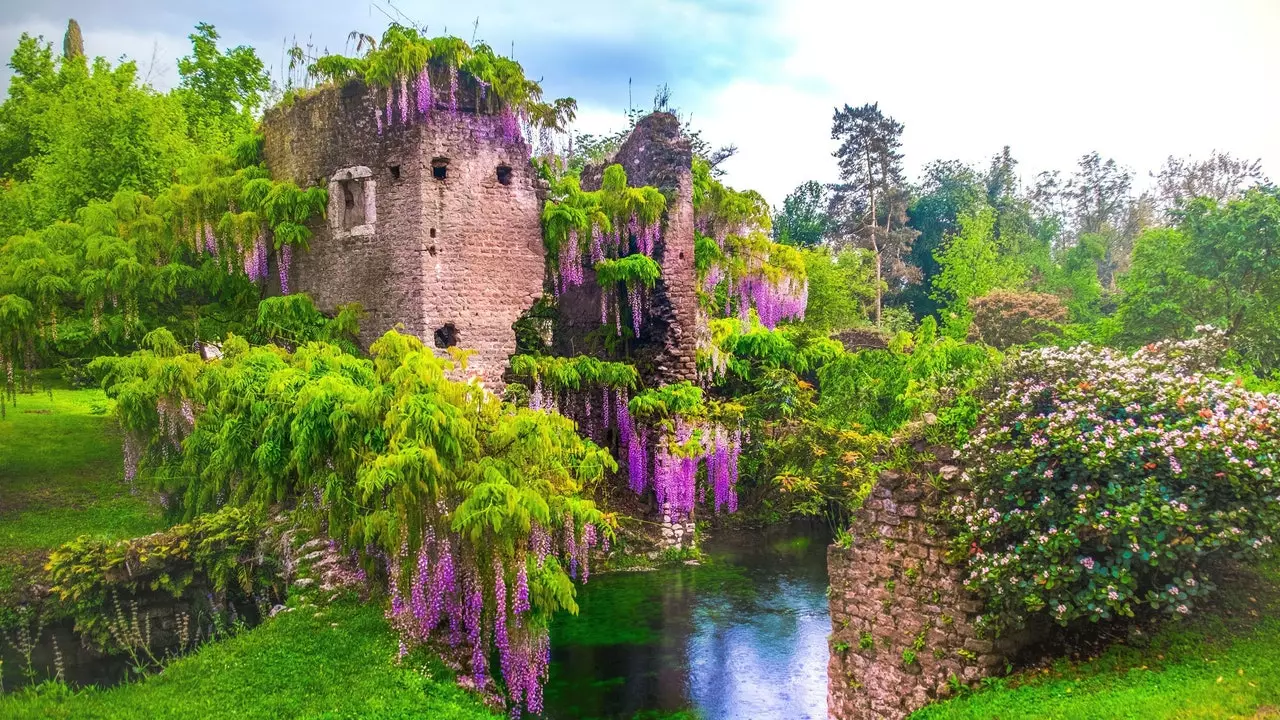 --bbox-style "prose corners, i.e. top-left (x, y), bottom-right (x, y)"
top-left (867, 152), bottom-right (880, 326)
